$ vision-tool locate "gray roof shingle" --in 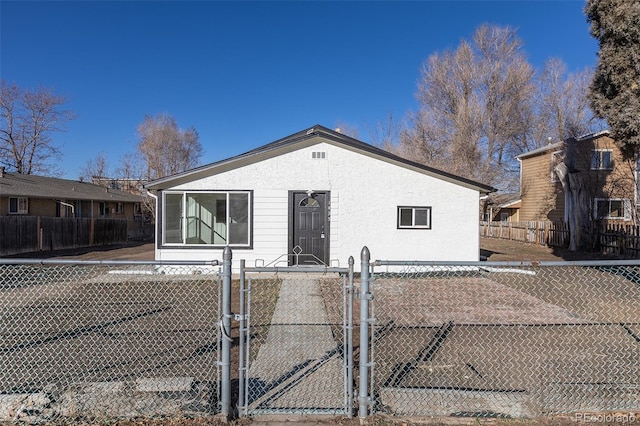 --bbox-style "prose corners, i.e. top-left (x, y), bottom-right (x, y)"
top-left (145, 124), bottom-right (496, 194)
top-left (0, 172), bottom-right (142, 202)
